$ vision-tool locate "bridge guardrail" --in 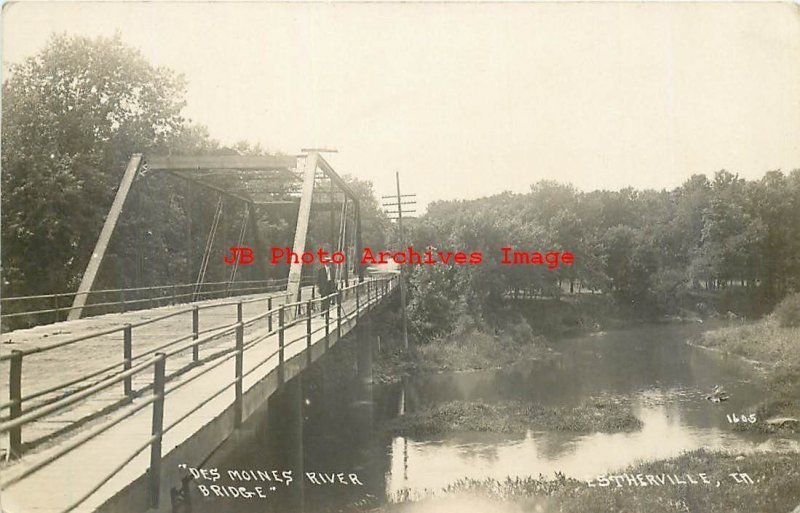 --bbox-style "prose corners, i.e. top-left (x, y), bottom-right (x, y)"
top-left (0, 274), bottom-right (398, 513)
top-left (0, 276), bottom-right (326, 432)
top-left (0, 277), bottom-right (314, 331)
